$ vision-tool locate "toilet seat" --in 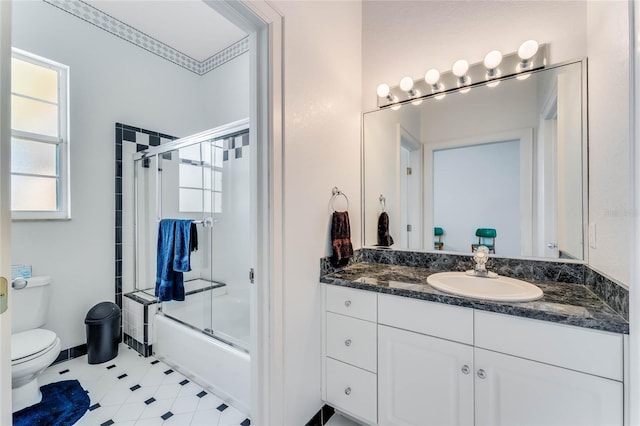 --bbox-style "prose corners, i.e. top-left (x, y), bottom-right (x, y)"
top-left (11, 329), bottom-right (59, 365)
